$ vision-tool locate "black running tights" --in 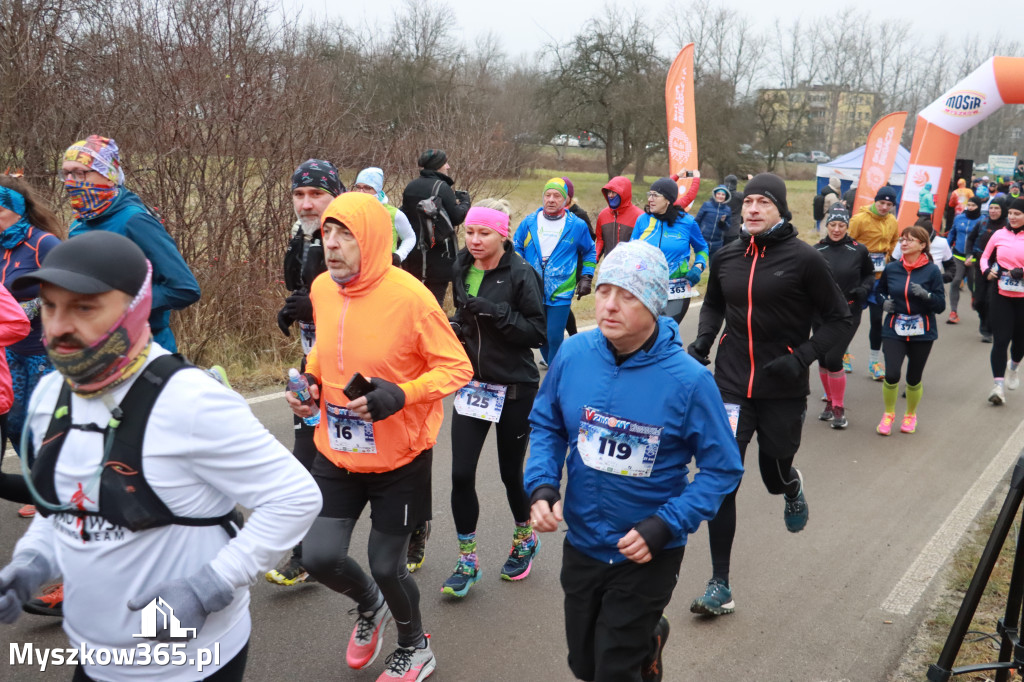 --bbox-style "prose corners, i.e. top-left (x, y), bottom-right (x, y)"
top-left (882, 338), bottom-right (933, 386)
top-left (990, 293), bottom-right (1024, 378)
